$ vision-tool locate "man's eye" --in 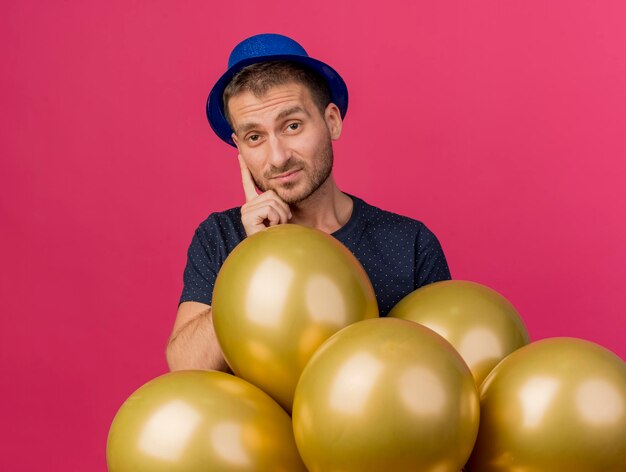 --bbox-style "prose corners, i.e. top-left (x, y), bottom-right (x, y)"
top-left (248, 134), bottom-right (260, 142)
top-left (287, 123), bottom-right (300, 131)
